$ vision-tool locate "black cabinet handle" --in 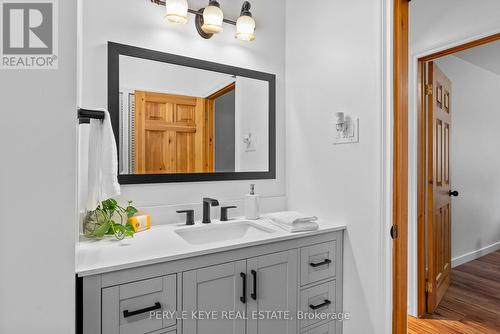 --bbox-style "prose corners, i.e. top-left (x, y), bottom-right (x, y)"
top-left (251, 270), bottom-right (257, 300)
top-left (449, 190), bottom-right (459, 197)
top-left (309, 299), bottom-right (331, 311)
top-left (240, 272), bottom-right (247, 304)
top-left (309, 259), bottom-right (332, 268)
top-left (123, 302), bottom-right (162, 318)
